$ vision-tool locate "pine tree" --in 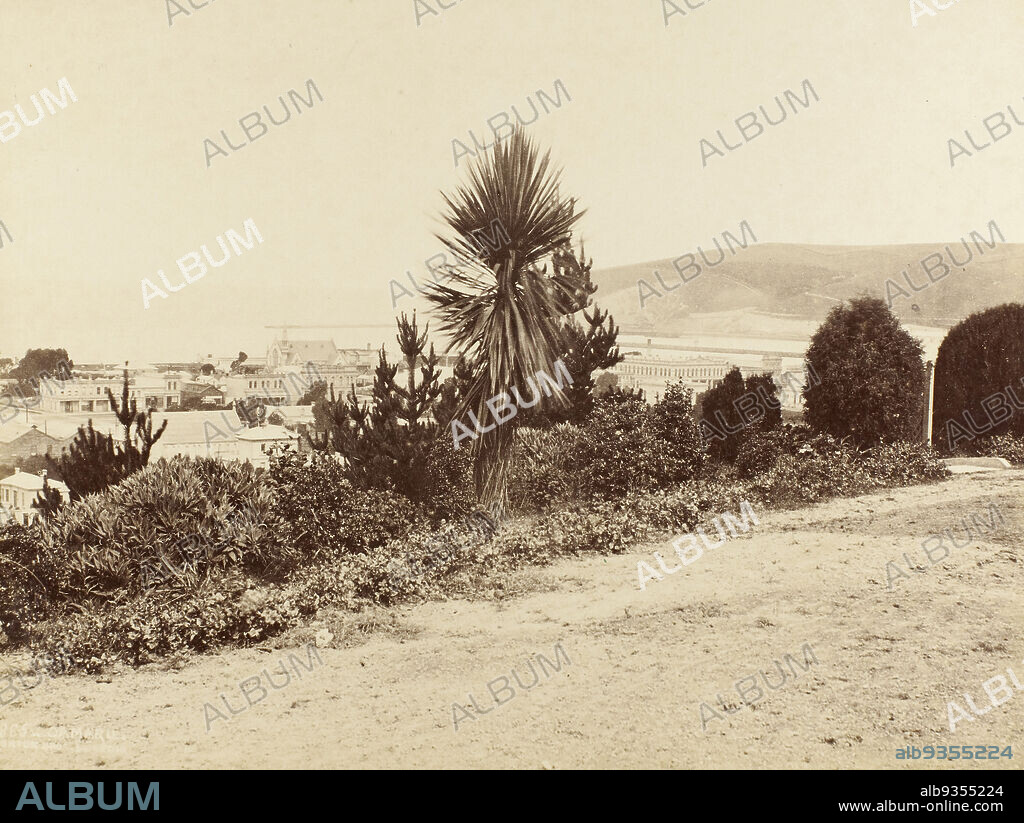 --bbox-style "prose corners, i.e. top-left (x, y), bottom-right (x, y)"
top-left (46, 370), bottom-right (168, 503)
top-left (312, 313), bottom-right (450, 504)
top-left (434, 354), bottom-right (476, 427)
top-left (107, 365), bottom-right (168, 456)
top-left (523, 306), bottom-right (624, 426)
top-left (31, 474), bottom-right (64, 521)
